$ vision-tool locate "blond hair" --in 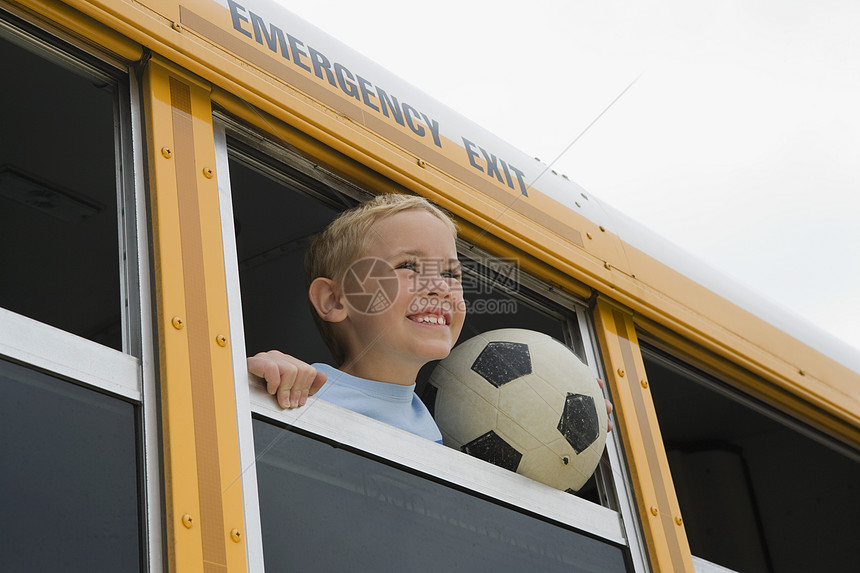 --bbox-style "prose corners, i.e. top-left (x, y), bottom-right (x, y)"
top-left (305, 193), bottom-right (457, 364)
